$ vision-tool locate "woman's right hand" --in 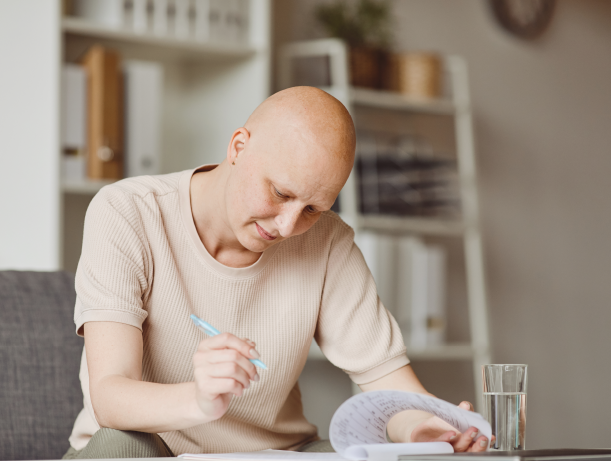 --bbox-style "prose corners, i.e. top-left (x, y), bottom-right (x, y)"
top-left (192, 333), bottom-right (260, 421)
